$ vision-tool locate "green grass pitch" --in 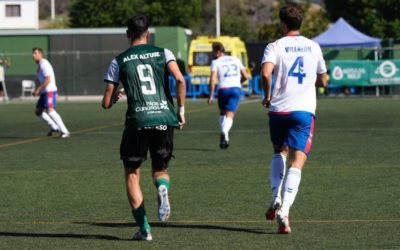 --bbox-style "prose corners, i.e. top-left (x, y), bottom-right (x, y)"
top-left (0, 98), bottom-right (399, 249)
